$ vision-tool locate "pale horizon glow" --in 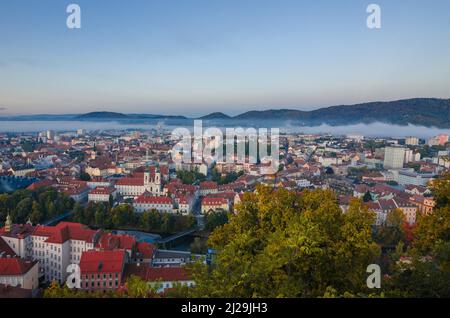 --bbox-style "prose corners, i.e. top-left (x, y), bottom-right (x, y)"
top-left (1, 0), bottom-right (450, 116)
